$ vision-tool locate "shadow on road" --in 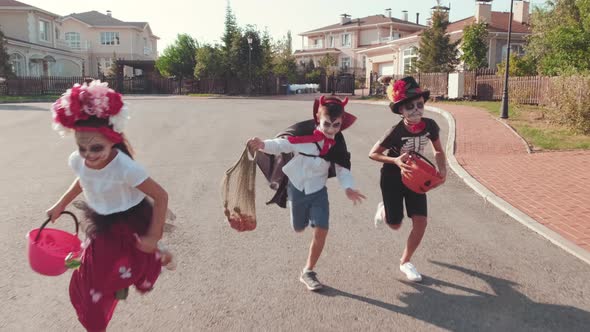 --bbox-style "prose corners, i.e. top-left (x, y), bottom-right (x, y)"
top-left (319, 261), bottom-right (590, 331)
